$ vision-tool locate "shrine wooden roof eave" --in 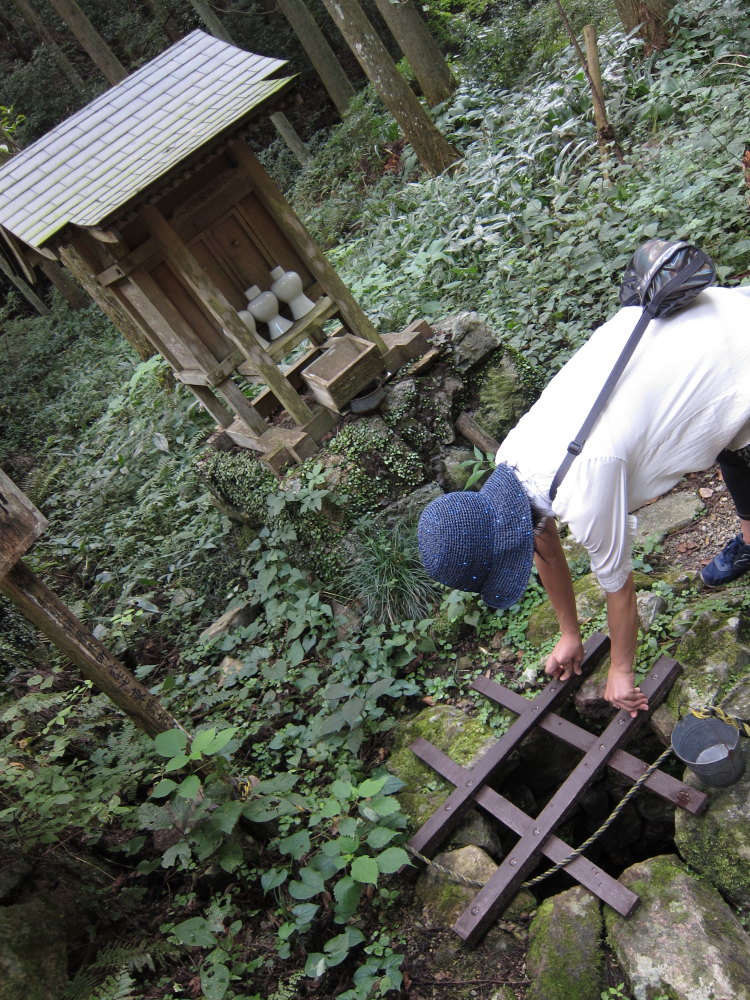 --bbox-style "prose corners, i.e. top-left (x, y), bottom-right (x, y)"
top-left (42, 84), bottom-right (296, 257)
top-left (0, 30), bottom-right (296, 252)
